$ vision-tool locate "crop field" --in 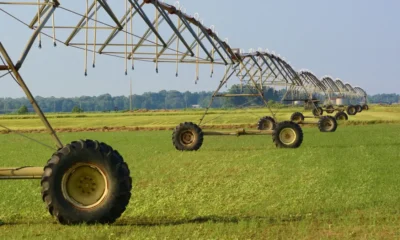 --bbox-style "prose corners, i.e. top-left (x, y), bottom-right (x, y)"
top-left (0, 106), bottom-right (399, 239)
top-left (0, 105), bottom-right (399, 132)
